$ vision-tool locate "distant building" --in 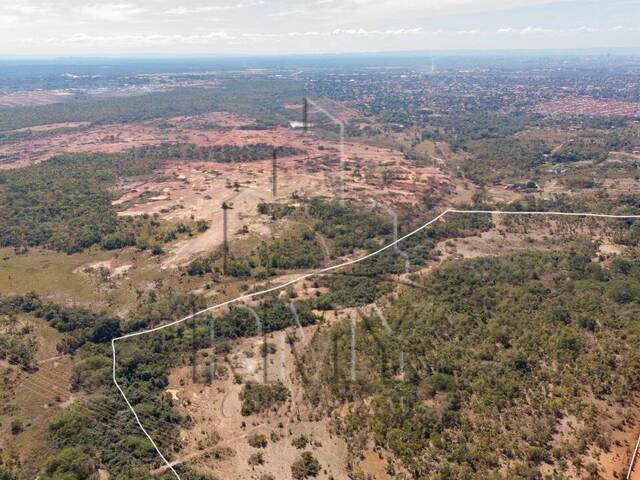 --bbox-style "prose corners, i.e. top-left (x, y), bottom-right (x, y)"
top-left (289, 121), bottom-right (313, 129)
